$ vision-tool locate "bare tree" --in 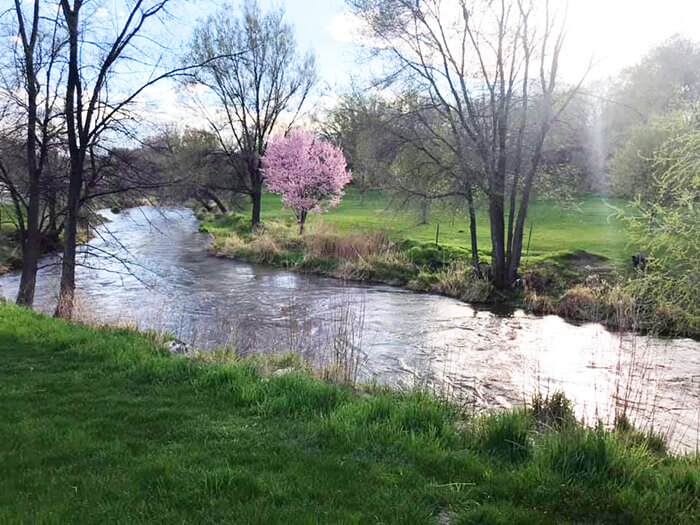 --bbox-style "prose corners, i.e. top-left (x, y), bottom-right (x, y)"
top-left (56, 0), bottom-right (218, 319)
top-left (184, 0), bottom-right (317, 226)
top-left (348, 0), bottom-right (590, 289)
top-left (1, 0), bottom-right (65, 306)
